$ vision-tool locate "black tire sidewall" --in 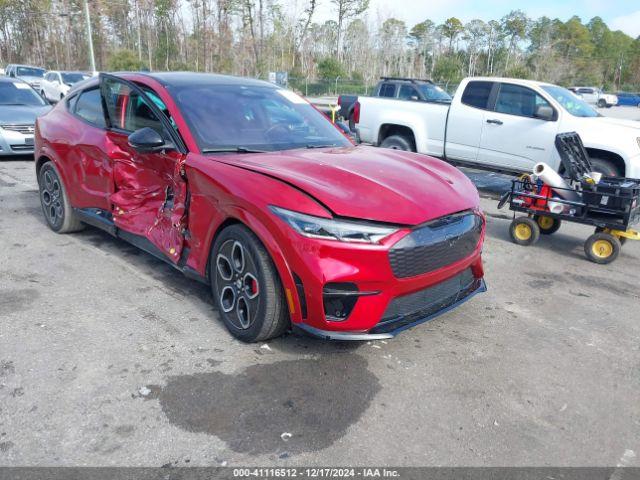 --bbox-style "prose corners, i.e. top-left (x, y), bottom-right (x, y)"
top-left (380, 135), bottom-right (413, 151)
top-left (38, 163), bottom-right (66, 232)
top-left (210, 224), bottom-right (286, 342)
